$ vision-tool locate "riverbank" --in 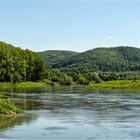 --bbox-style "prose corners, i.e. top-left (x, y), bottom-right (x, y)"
top-left (0, 80), bottom-right (140, 90)
top-left (0, 94), bottom-right (21, 116)
top-left (0, 82), bottom-right (47, 89)
top-left (87, 80), bottom-right (140, 89)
